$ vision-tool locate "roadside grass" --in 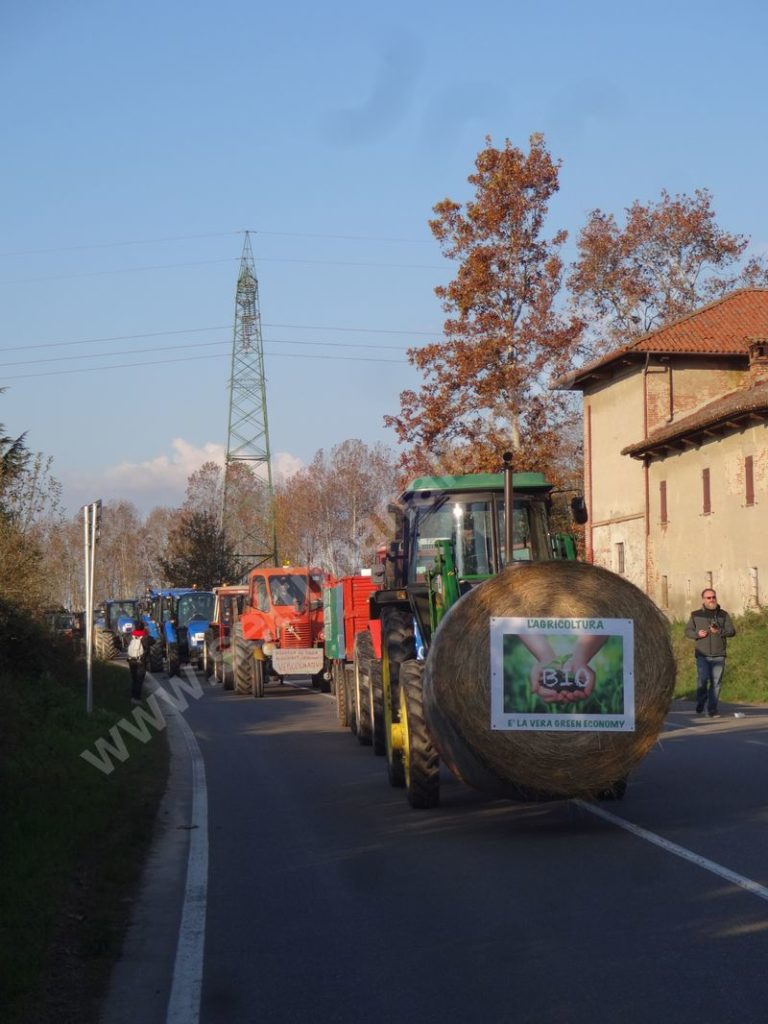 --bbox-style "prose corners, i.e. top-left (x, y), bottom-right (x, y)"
top-left (0, 654), bottom-right (169, 1024)
top-left (670, 606), bottom-right (768, 705)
